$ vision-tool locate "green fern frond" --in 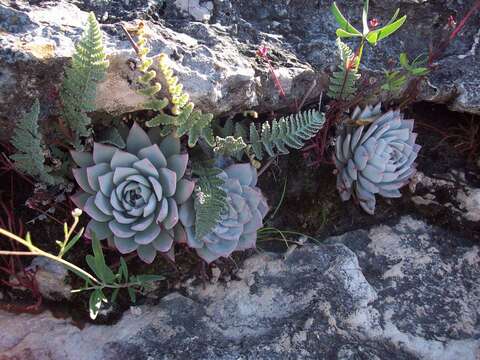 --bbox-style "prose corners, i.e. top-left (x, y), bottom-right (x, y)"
top-left (213, 136), bottom-right (247, 156)
top-left (135, 26), bottom-right (168, 111)
top-left (131, 25), bottom-right (214, 147)
top-left (10, 100), bottom-right (63, 185)
top-left (60, 12), bottom-right (109, 146)
top-left (249, 109), bottom-right (325, 160)
top-left (192, 162), bottom-right (227, 239)
top-left (327, 38), bottom-right (360, 101)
